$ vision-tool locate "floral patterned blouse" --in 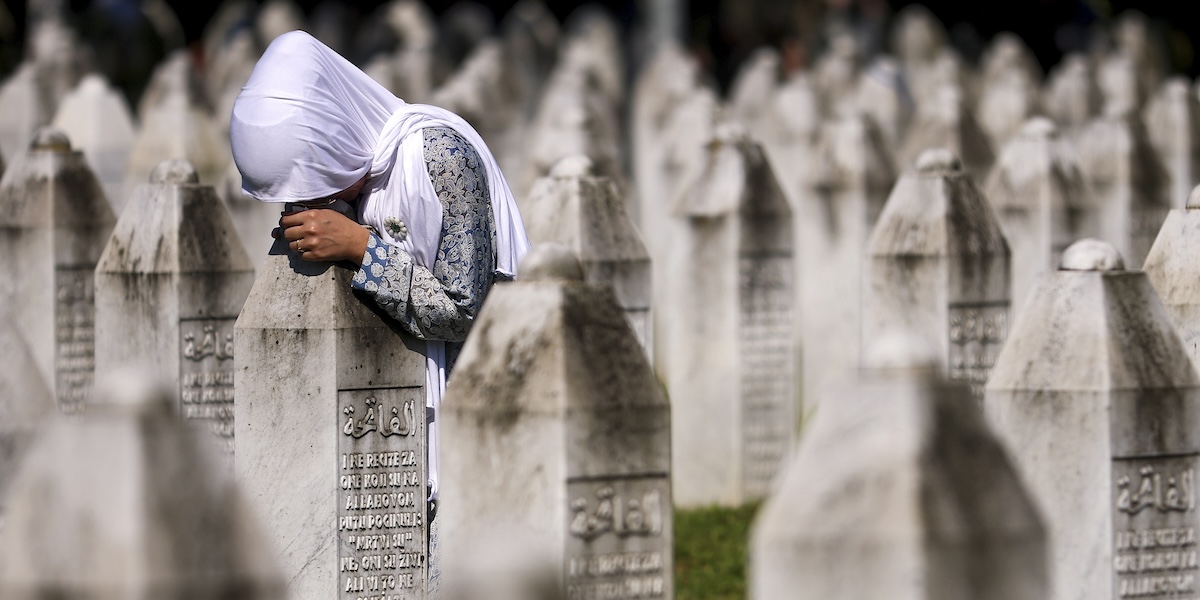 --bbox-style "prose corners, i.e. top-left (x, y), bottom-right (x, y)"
top-left (351, 127), bottom-right (500, 357)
